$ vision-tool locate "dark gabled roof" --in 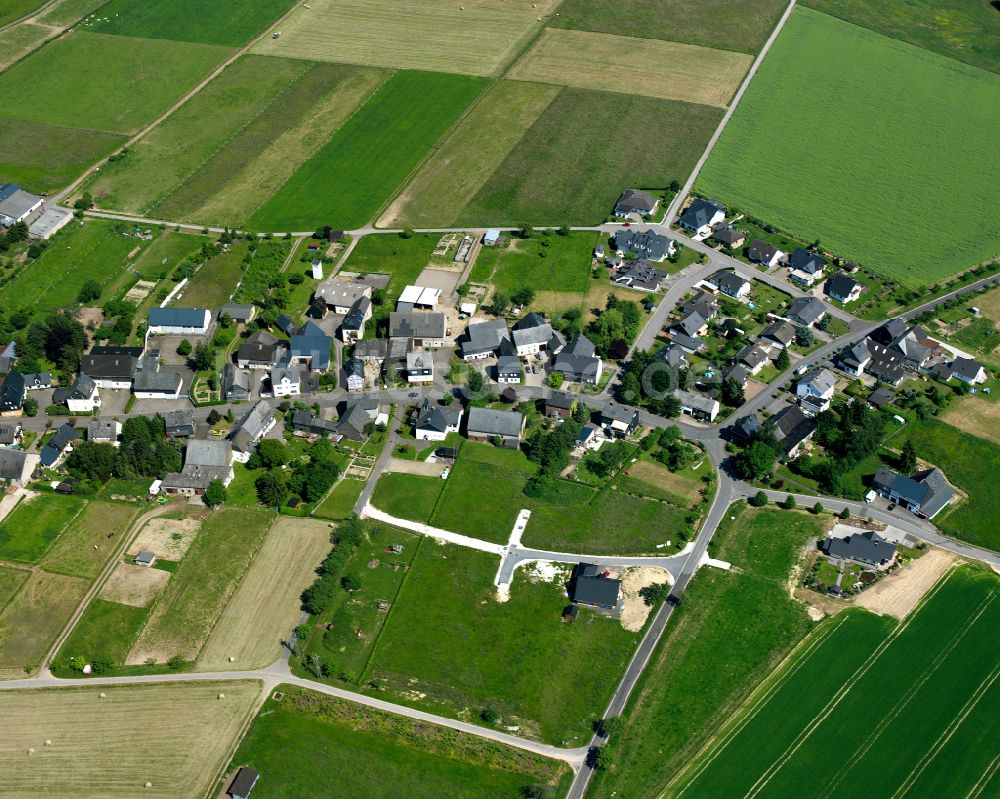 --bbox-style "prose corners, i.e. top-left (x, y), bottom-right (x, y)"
top-left (344, 357), bottom-right (364, 379)
top-left (950, 357), bottom-right (985, 380)
top-left (788, 248), bottom-right (825, 273)
top-left (353, 339), bottom-right (388, 360)
top-left (563, 333), bottom-right (596, 358)
top-left (670, 332), bottom-right (704, 352)
top-left (722, 363), bottom-right (749, 385)
top-left (0, 370), bottom-right (25, 411)
top-left (40, 423), bottom-right (79, 466)
top-left (786, 296), bottom-right (826, 325)
top-left (228, 767), bottom-right (260, 798)
top-left (733, 414), bottom-right (759, 441)
top-left (237, 331), bottom-right (280, 364)
top-left (148, 307), bottom-right (209, 328)
top-left (290, 324), bottom-right (332, 370)
top-left (823, 531), bottom-right (895, 565)
top-left (133, 369), bottom-right (182, 394)
top-left (708, 270), bottom-right (749, 294)
top-left (760, 319), bottom-right (795, 345)
top-left (219, 303), bottom-right (255, 321)
top-left (461, 319), bottom-right (510, 357)
top-left (275, 314), bottom-right (298, 336)
top-left (466, 406), bottom-right (524, 438)
top-left (546, 392), bottom-right (575, 410)
top-left (711, 225), bottom-right (745, 246)
top-left (748, 240), bottom-right (780, 262)
top-left (570, 563), bottom-right (621, 607)
top-left (611, 229), bottom-right (672, 261)
top-left (497, 354), bottom-right (521, 375)
top-left (342, 296), bottom-right (371, 330)
top-left (615, 188), bottom-right (659, 214)
top-left (291, 408), bottom-right (338, 434)
top-left (676, 311), bottom-right (707, 337)
top-left (771, 405), bottom-right (815, 453)
top-left (223, 363), bottom-right (250, 397)
top-left (867, 387), bottom-right (894, 407)
top-left (836, 340), bottom-right (870, 369)
top-left (873, 467), bottom-right (954, 516)
top-left (678, 198), bottom-right (724, 229)
top-left (164, 409), bottom-right (195, 433)
top-left (554, 353), bottom-right (601, 381)
top-left (654, 342), bottom-right (688, 367)
top-left (825, 272), bottom-right (860, 298)
top-left (413, 398), bottom-right (461, 433)
top-left (0, 448), bottom-right (31, 480)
